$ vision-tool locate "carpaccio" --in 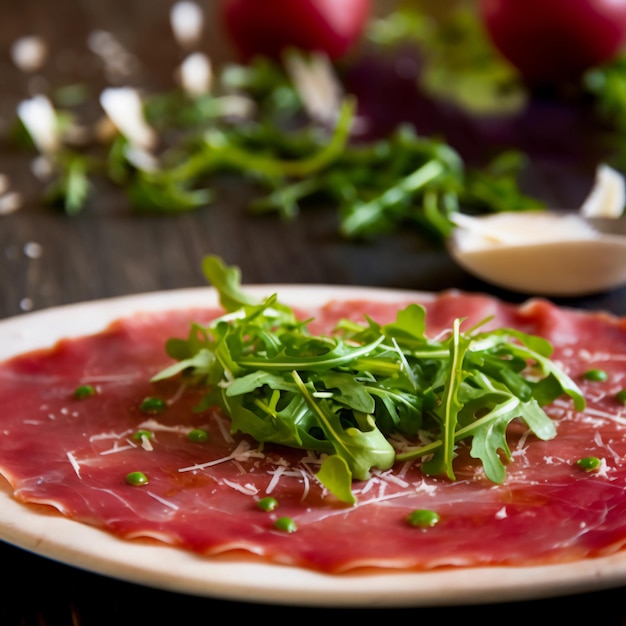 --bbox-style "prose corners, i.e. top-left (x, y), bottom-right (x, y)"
top-left (1, 291), bottom-right (626, 574)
